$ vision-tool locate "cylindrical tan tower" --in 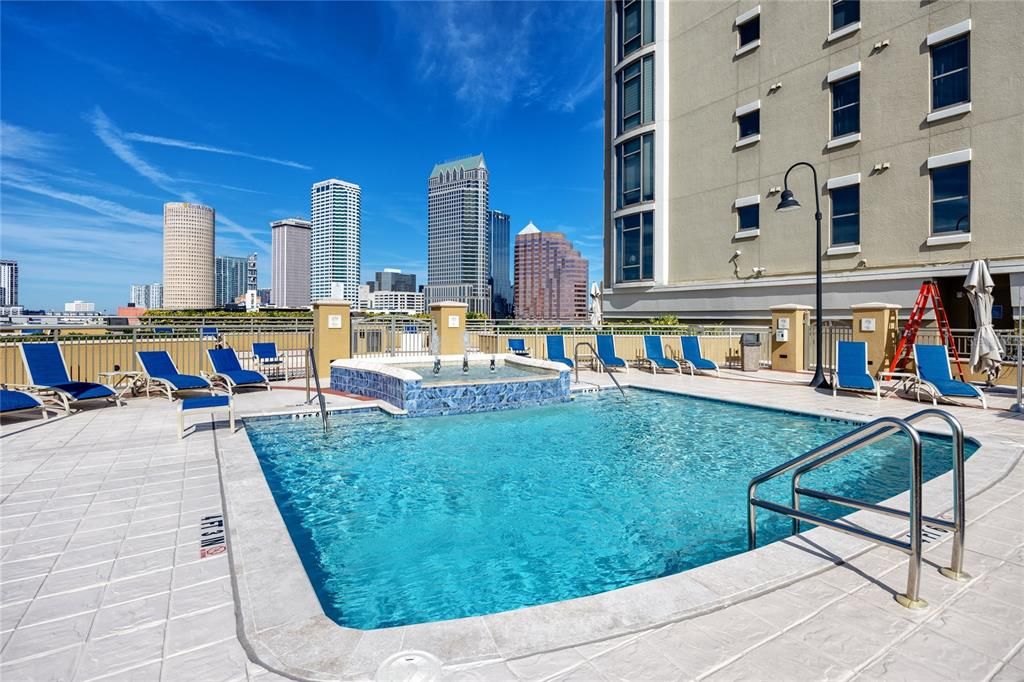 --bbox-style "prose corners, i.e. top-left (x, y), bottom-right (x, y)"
top-left (163, 202), bottom-right (215, 309)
